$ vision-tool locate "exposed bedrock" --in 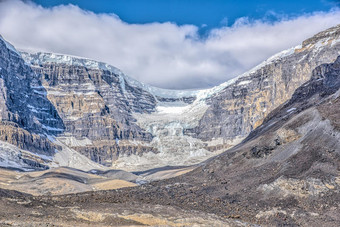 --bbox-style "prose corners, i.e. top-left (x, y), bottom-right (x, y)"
top-left (0, 36), bottom-right (63, 159)
top-left (187, 25), bottom-right (340, 141)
